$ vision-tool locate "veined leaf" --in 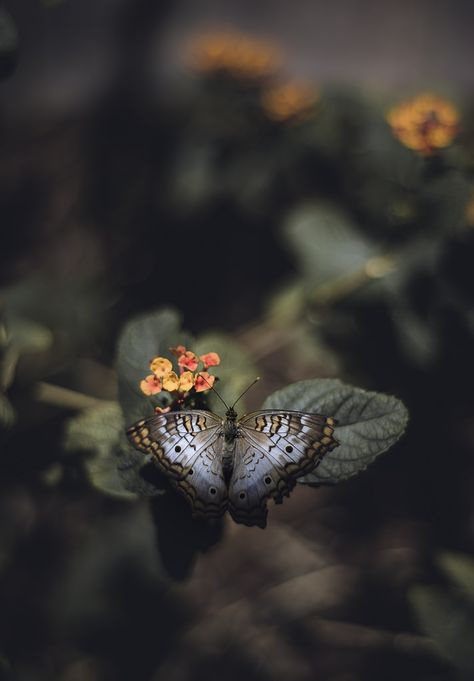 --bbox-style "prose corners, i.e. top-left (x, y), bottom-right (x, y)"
top-left (263, 378), bottom-right (408, 484)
